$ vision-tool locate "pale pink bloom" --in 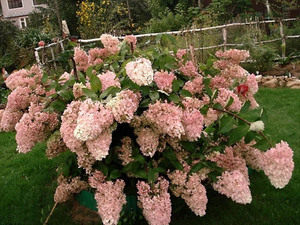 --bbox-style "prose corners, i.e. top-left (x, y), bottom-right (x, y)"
top-left (88, 170), bottom-right (106, 189)
top-left (16, 103), bottom-right (58, 153)
top-left (215, 49), bottom-right (250, 63)
top-left (210, 76), bottom-right (231, 90)
top-left (0, 110), bottom-right (23, 131)
top-left (74, 99), bottom-right (114, 141)
top-left (182, 97), bottom-right (203, 110)
top-left (59, 72), bottom-right (71, 84)
top-left (144, 101), bottom-right (184, 138)
top-left (125, 58), bottom-right (154, 86)
top-left (86, 129), bottom-right (112, 161)
top-left (98, 71), bottom-right (121, 92)
top-left (100, 34), bottom-right (120, 55)
top-left (182, 109), bottom-right (204, 141)
top-left (183, 76), bottom-right (204, 95)
top-left (54, 176), bottom-right (87, 203)
top-left (74, 47), bottom-right (89, 71)
top-left (221, 64), bottom-right (247, 79)
top-left (88, 48), bottom-right (104, 65)
top-left (203, 108), bottom-right (219, 126)
top-left (179, 60), bottom-right (199, 77)
top-left (73, 83), bottom-right (85, 99)
top-left (94, 179), bottom-right (126, 225)
top-left (124, 35), bottom-right (137, 50)
top-left (117, 137), bottom-right (134, 166)
top-left (0, 110), bottom-right (4, 127)
top-left (137, 178), bottom-right (171, 225)
top-left (176, 49), bottom-right (187, 60)
top-left (154, 70), bottom-right (176, 93)
top-left (262, 141), bottom-right (294, 189)
top-left (136, 127), bottom-right (159, 157)
top-left (209, 146), bottom-right (249, 182)
top-left (182, 174), bottom-right (208, 217)
top-left (60, 101), bottom-right (84, 152)
top-left (107, 90), bottom-right (140, 123)
top-left (213, 170), bottom-right (252, 204)
top-left (46, 131), bottom-right (67, 159)
top-left (214, 88), bottom-right (242, 112)
top-left (234, 140), bottom-right (264, 171)
top-left (6, 86), bottom-right (32, 111)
